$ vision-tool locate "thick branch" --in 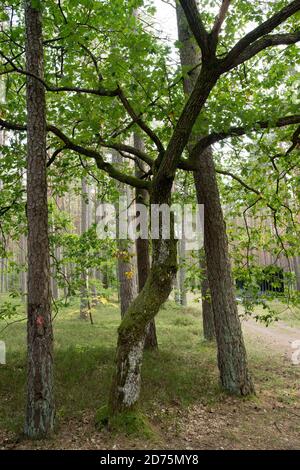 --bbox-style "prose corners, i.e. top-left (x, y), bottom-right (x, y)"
top-left (189, 114), bottom-right (300, 157)
top-left (0, 118), bottom-right (150, 189)
top-left (225, 31), bottom-right (300, 70)
top-left (179, 0), bottom-right (210, 60)
top-left (222, 0), bottom-right (300, 69)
